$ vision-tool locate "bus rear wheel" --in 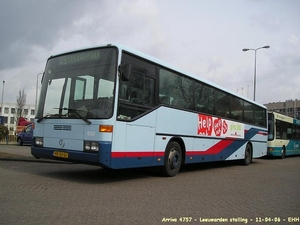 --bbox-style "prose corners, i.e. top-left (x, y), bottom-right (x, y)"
top-left (162, 141), bottom-right (182, 177)
top-left (242, 143), bottom-right (252, 166)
